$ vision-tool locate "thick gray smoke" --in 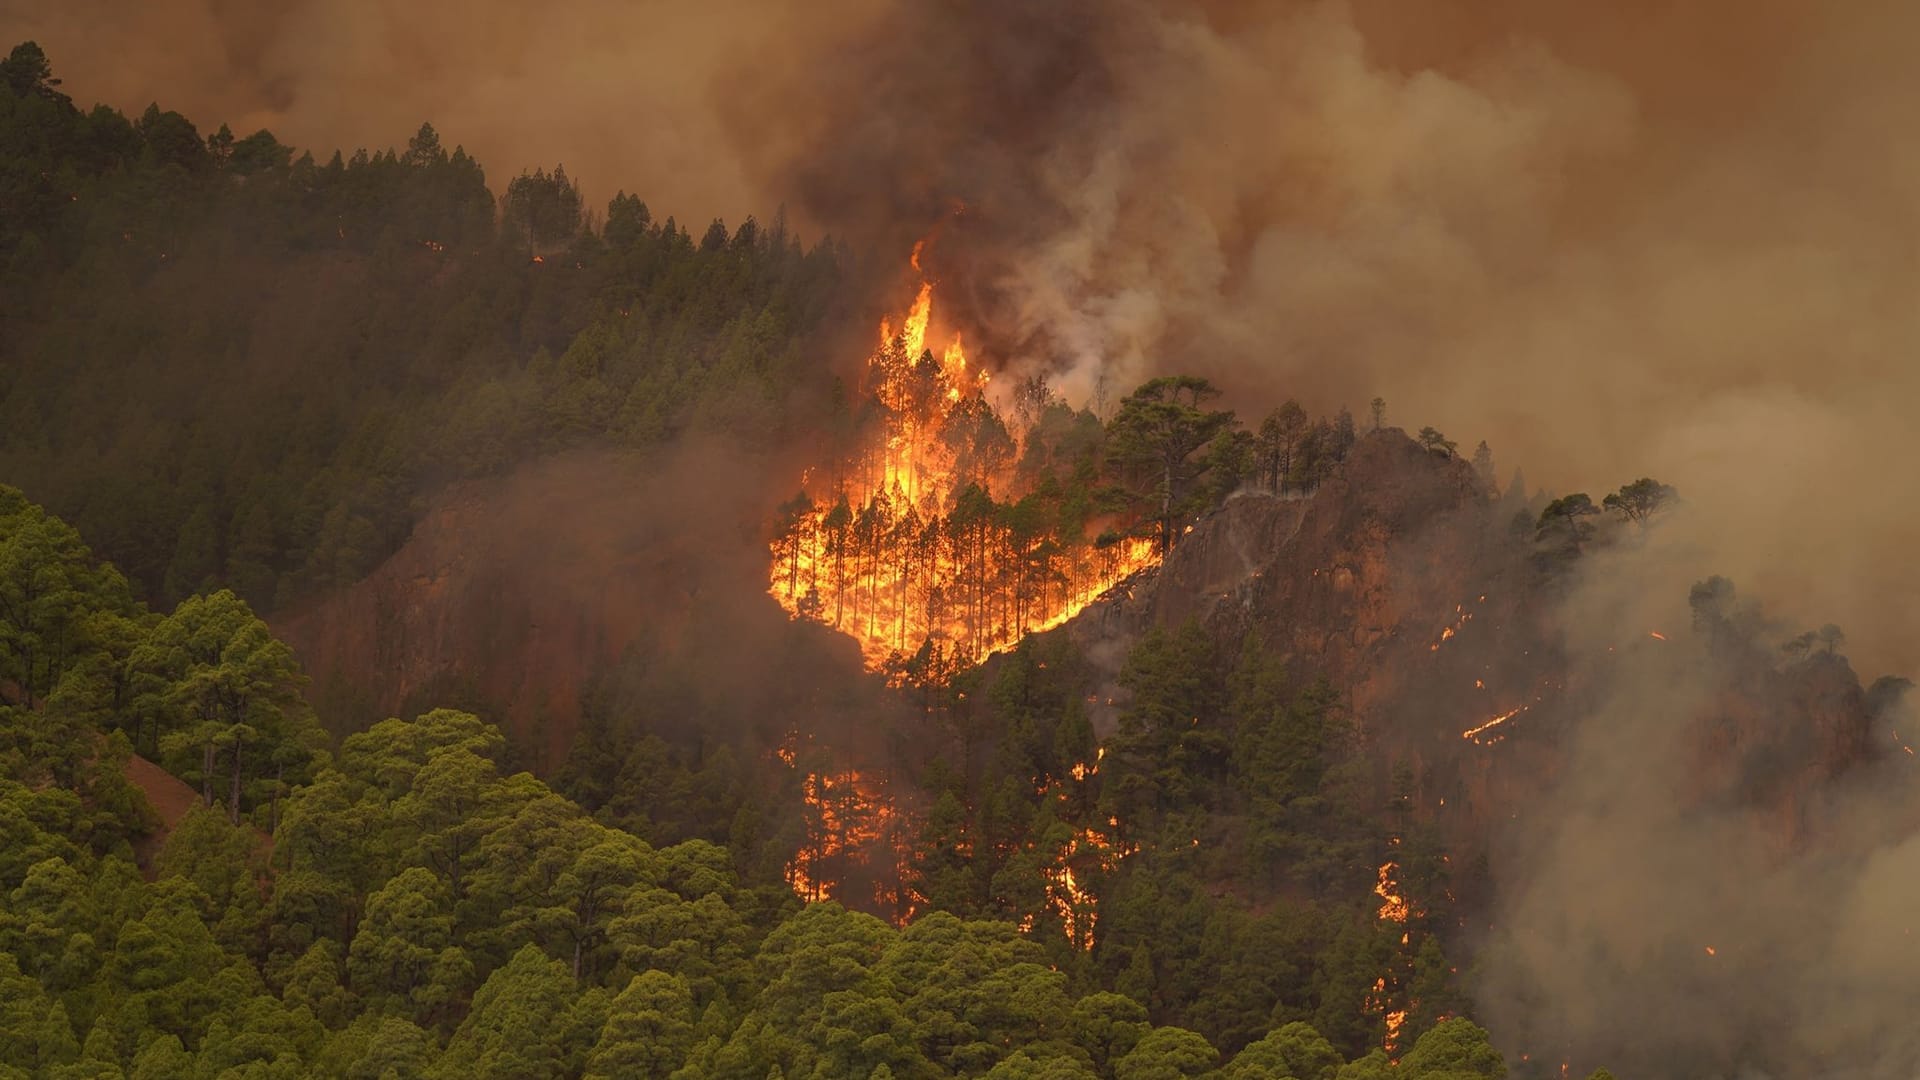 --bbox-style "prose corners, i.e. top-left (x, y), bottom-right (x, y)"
top-left (1475, 529), bottom-right (1920, 1077)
